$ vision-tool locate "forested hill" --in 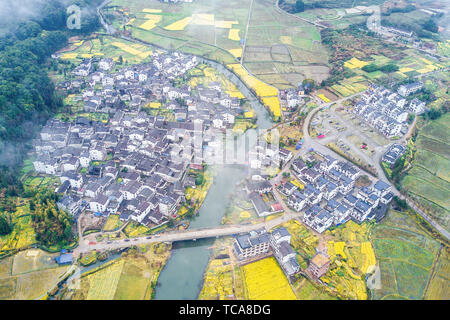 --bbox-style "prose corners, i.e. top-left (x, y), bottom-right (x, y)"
top-left (0, 0), bottom-right (101, 194)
